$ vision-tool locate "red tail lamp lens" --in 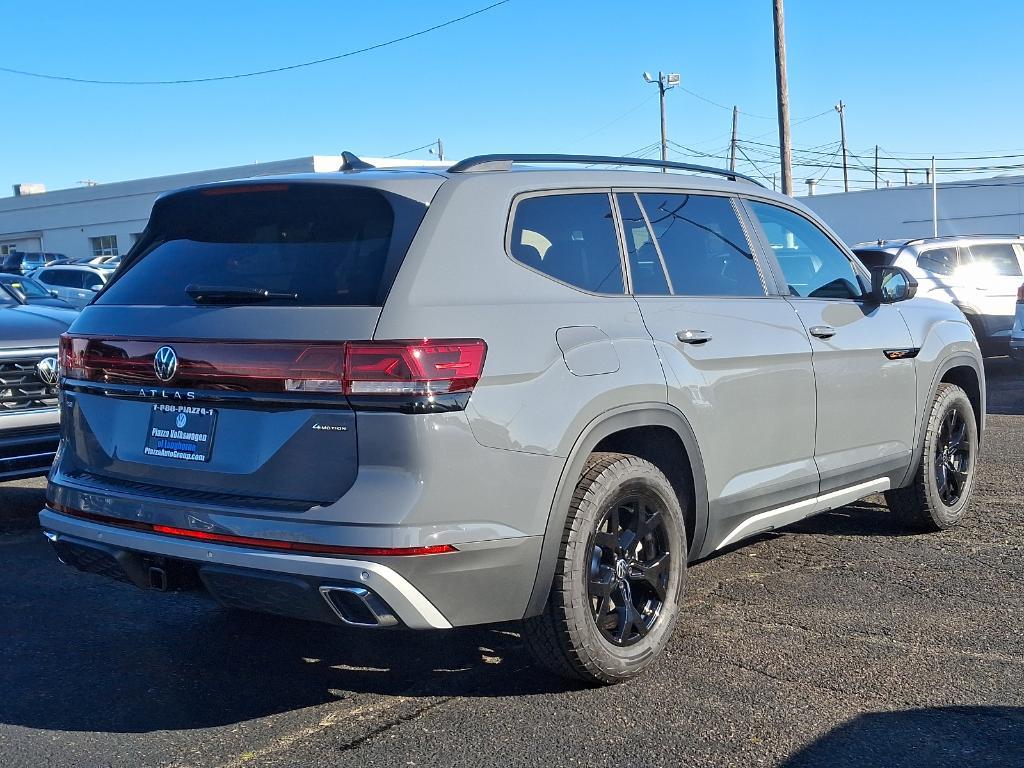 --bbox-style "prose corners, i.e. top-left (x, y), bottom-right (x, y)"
top-left (344, 340), bottom-right (487, 395)
top-left (59, 336), bottom-right (487, 397)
